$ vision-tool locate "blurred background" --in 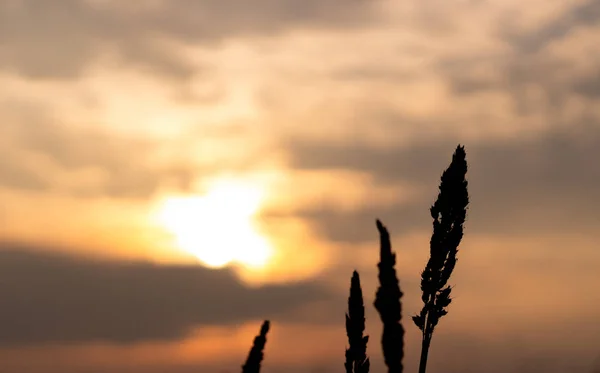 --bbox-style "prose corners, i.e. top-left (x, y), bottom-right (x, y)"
top-left (0, 0), bottom-right (599, 372)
